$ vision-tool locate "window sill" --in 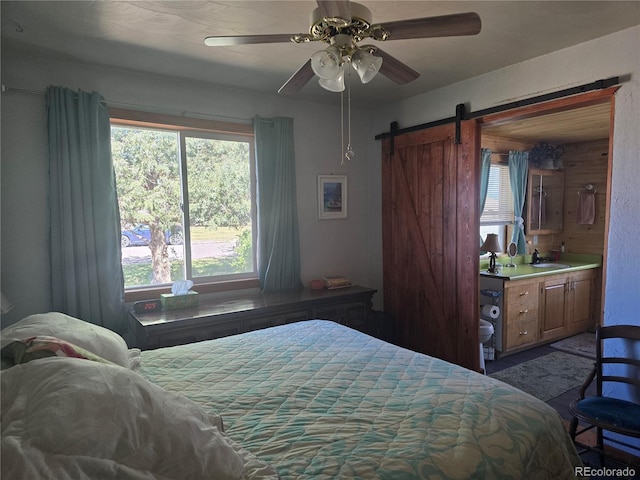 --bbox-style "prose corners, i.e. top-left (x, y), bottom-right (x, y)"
top-left (124, 278), bottom-right (260, 302)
